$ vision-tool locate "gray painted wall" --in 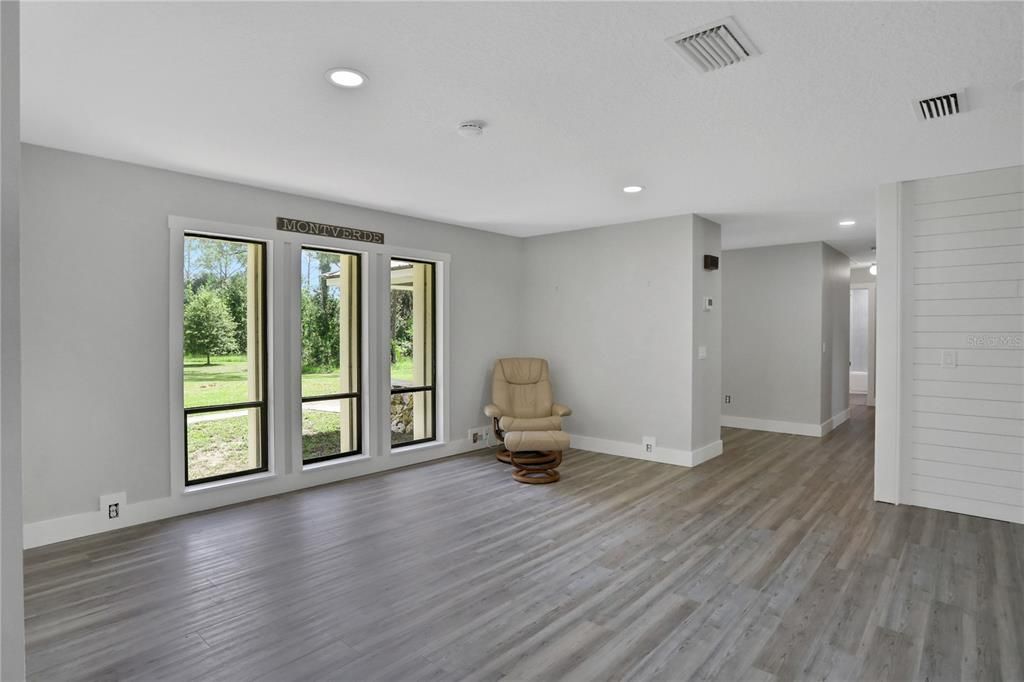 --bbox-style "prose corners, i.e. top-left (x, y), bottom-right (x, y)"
top-left (851, 266), bottom-right (876, 284)
top-left (20, 147), bottom-right (725, 535)
top-left (721, 243), bottom-right (826, 426)
top-left (821, 243), bottom-right (851, 422)
top-left (519, 216), bottom-right (695, 451)
top-left (20, 144), bottom-right (524, 524)
top-left (688, 215), bottom-right (722, 450)
top-left (0, 3), bottom-right (25, 677)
